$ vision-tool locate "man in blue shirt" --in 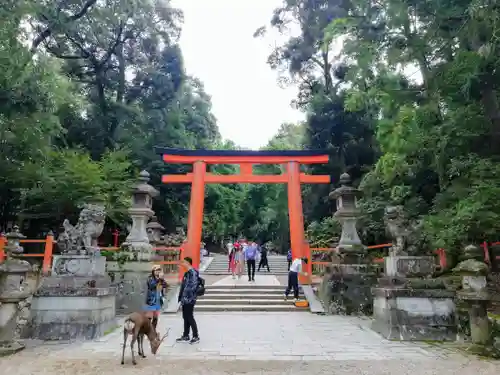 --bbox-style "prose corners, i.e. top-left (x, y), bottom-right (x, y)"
top-left (245, 242), bottom-right (258, 282)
